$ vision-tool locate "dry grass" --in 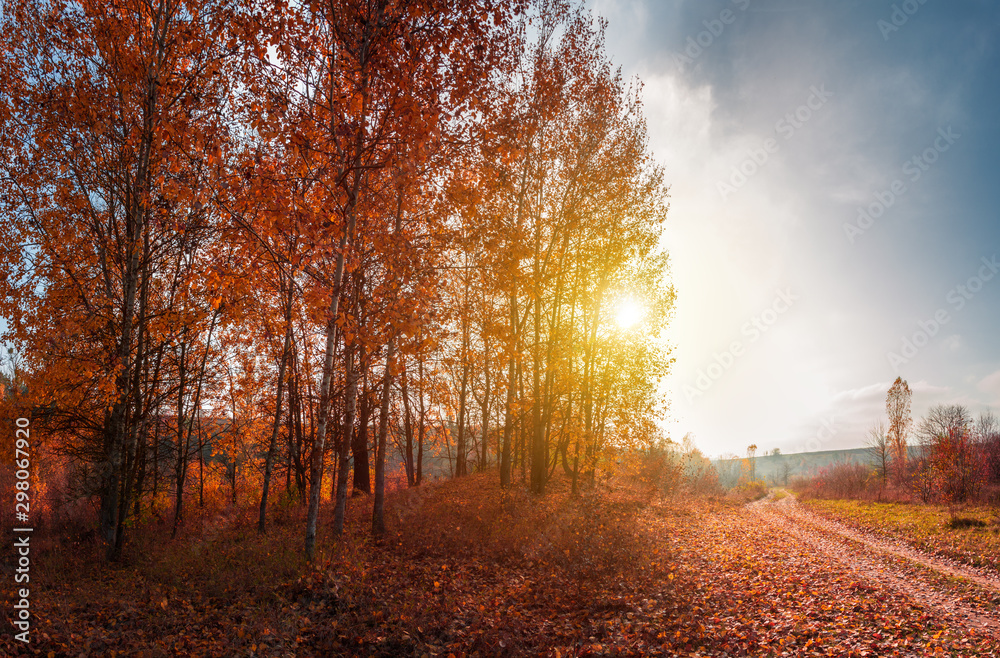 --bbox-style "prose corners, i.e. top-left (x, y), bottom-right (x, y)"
top-left (801, 497), bottom-right (1000, 572)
